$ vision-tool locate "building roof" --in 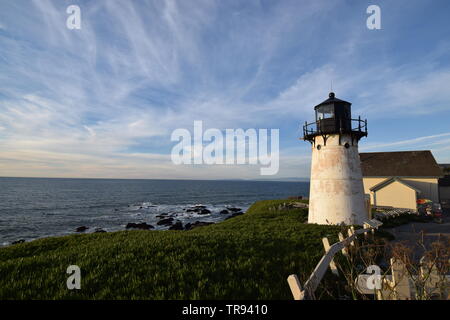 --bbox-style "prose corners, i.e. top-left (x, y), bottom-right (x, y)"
top-left (370, 177), bottom-right (421, 193)
top-left (359, 151), bottom-right (443, 177)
